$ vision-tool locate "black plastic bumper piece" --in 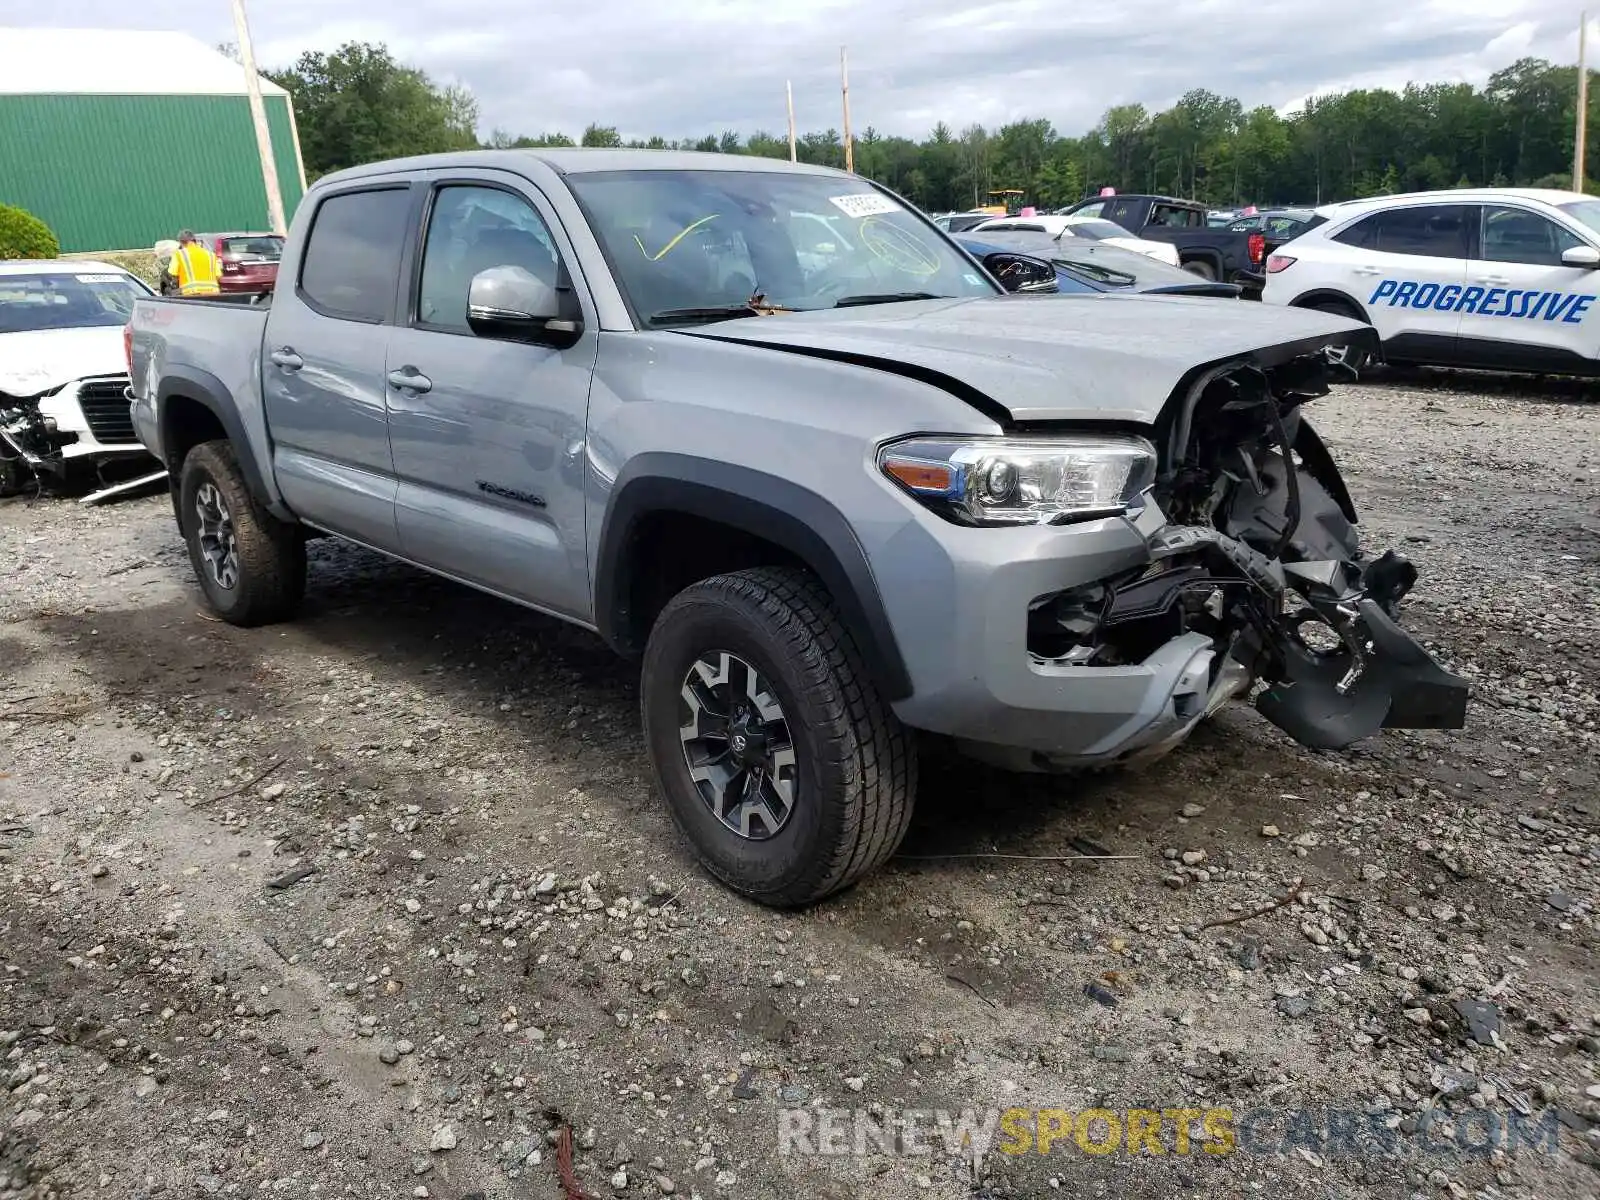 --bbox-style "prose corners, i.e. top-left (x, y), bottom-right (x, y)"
top-left (1255, 598), bottom-right (1469, 751)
